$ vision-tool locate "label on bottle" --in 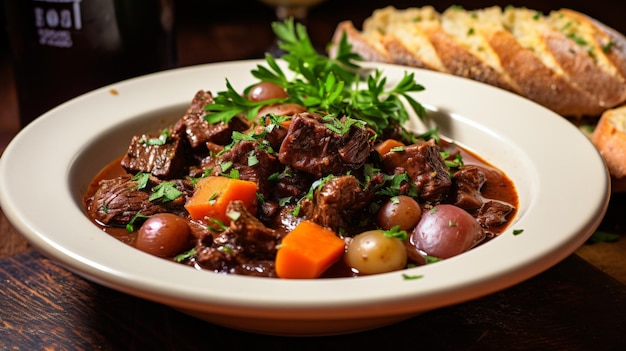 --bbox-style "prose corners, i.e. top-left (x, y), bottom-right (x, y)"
top-left (34, 0), bottom-right (82, 48)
